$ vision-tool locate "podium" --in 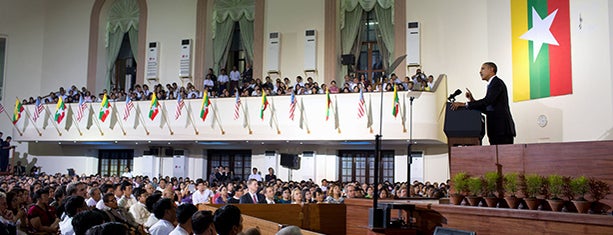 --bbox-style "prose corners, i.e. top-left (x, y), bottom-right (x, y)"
top-left (443, 102), bottom-right (484, 149)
